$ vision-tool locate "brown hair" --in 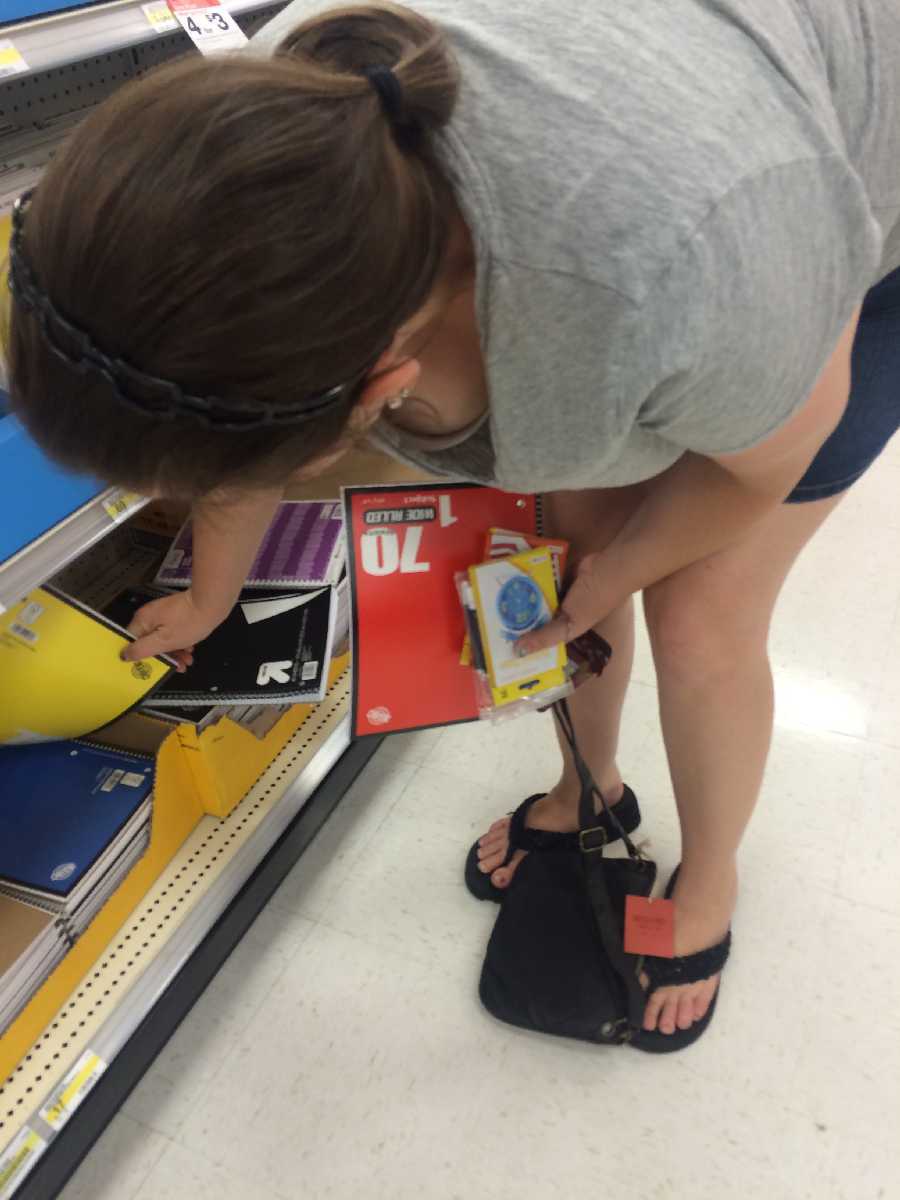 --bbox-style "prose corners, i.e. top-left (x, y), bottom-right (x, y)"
top-left (4, 3), bottom-right (459, 498)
